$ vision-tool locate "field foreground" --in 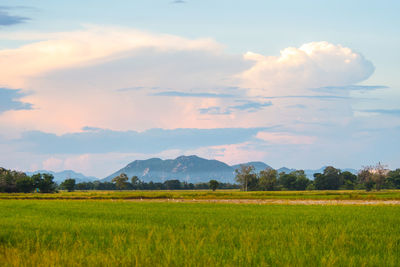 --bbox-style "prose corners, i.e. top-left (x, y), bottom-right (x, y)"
top-left (1, 200), bottom-right (400, 266)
